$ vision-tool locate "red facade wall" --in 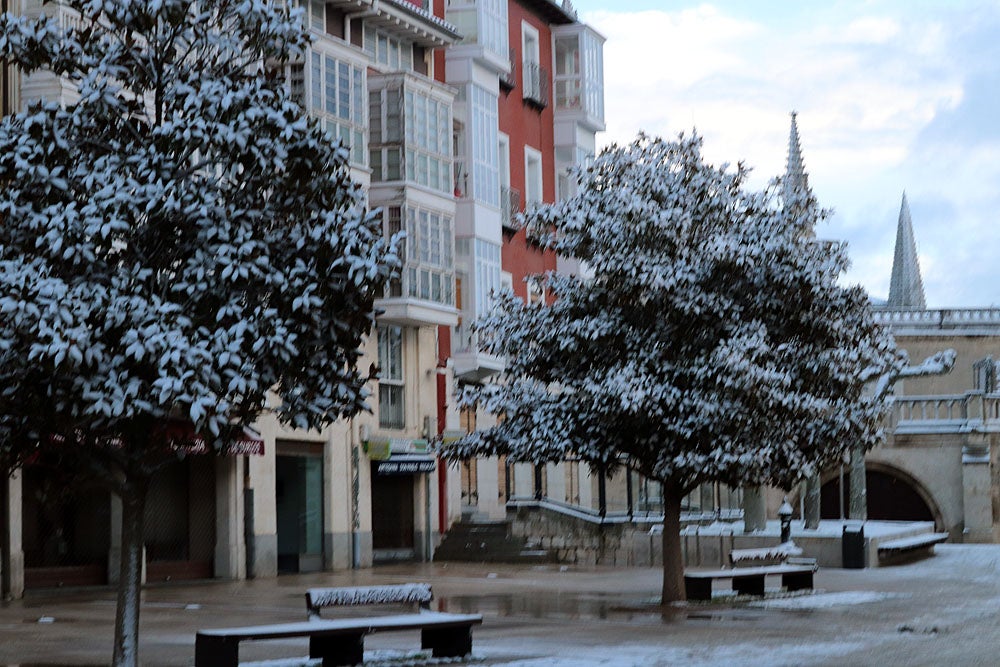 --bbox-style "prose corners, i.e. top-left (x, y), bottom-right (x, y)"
top-left (500, 1), bottom-right (559, 301)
